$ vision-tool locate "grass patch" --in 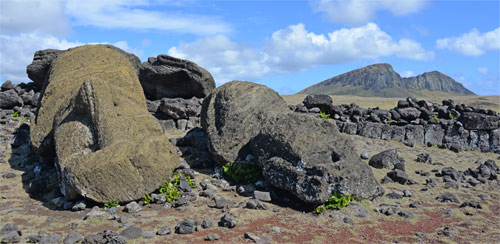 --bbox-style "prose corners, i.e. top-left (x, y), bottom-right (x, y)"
top-left (223, 161), bottom-right (261, 183)
top-left (316, 191), bottom-right (352, 214)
